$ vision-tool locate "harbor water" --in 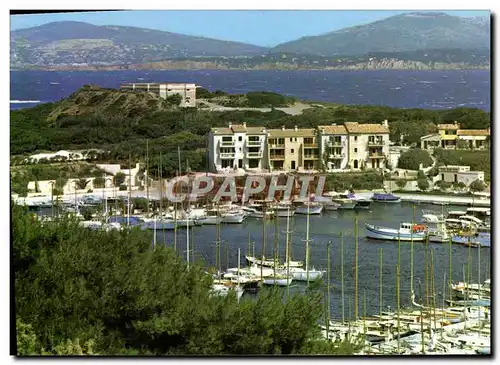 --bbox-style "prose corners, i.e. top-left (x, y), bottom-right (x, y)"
top-left (151, 201), bottom-right (491, 319)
